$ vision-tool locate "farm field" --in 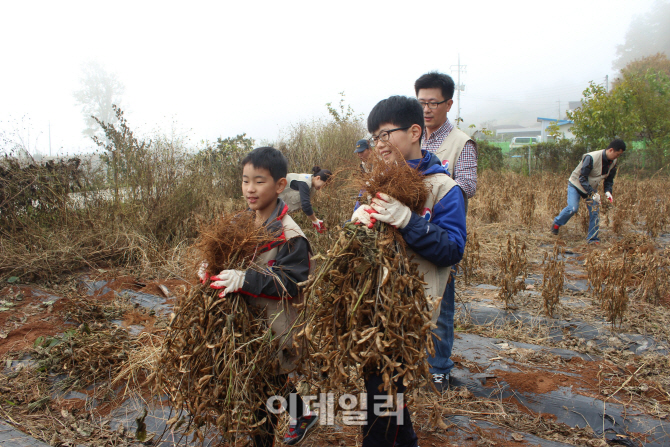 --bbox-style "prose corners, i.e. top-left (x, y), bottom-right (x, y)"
top-left (1, 171), bottom-right (669, 447)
